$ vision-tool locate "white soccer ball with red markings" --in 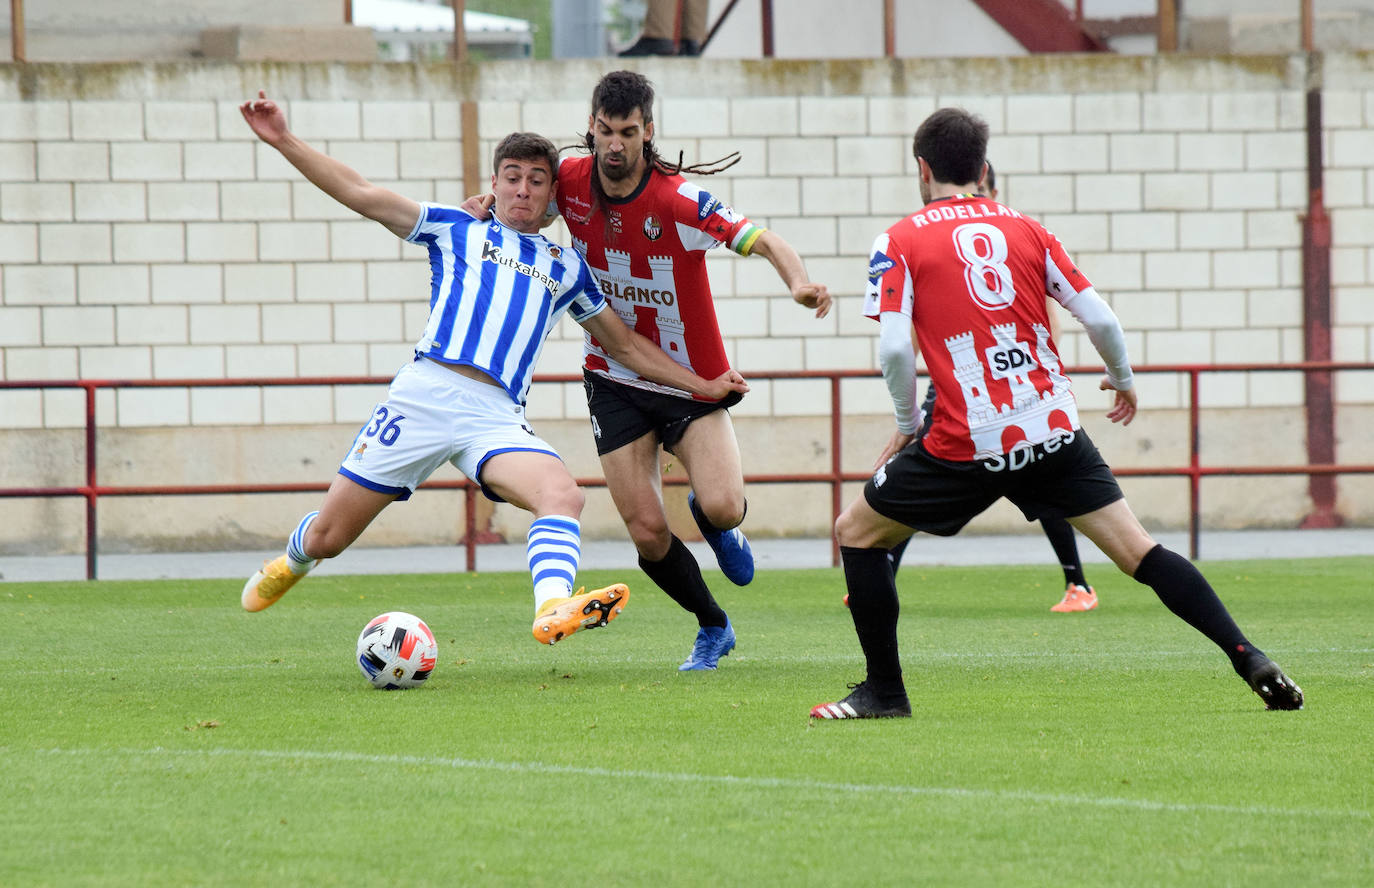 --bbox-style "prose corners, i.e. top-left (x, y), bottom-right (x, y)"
top-left (356, 611), bottom-right (437, 689)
